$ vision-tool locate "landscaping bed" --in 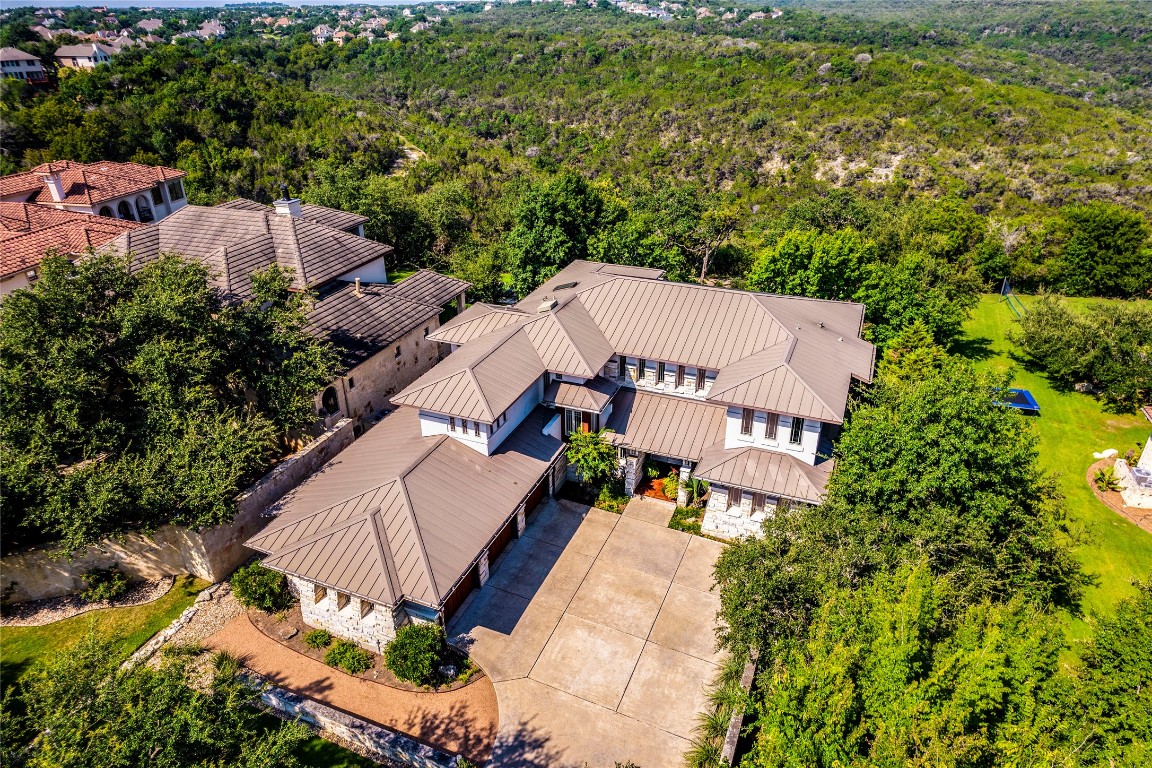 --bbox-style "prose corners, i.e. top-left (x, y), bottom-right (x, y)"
top-left (248, 606), bottom-right (480, 692)
top-left (0, 576), bottom-right (175, 627)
